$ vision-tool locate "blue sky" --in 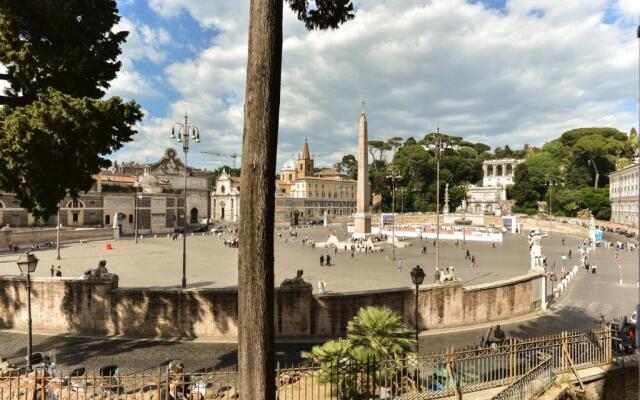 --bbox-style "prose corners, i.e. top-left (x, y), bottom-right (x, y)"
top-left (109, 0), bottom-right (639, 170)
